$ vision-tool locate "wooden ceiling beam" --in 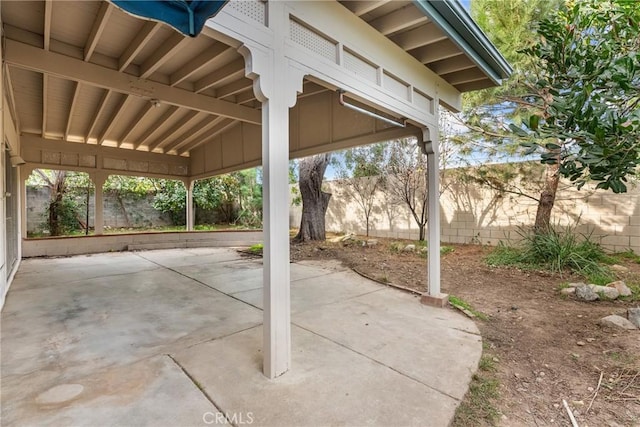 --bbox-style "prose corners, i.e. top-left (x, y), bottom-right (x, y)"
top-left (139, 32), bottom-right (189, 79)
top-left (64, 82), bottom-right (82, 140)
top-left (118, 21), bottom-right (161, 71)
top-left (5, 40), bottom-right (261, 124)
top-left (178, 118), bottom-right (237, 155)
top-left (147, 110), bottom-right (201, 152)
top-left (118, 102), bottom-right (155, 147)
top-left (98, 94), bottom-right (132, 145)
top-left (170, 44), bottom-right (231, 87)
top-left (84, 2), bottom-right (113, 62)
top-left (133, 106), bottom-right (180, 150)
